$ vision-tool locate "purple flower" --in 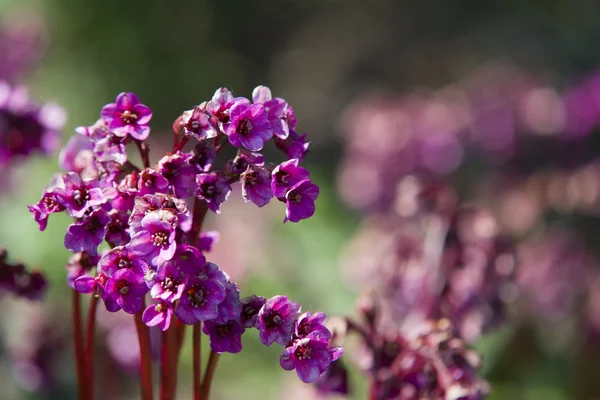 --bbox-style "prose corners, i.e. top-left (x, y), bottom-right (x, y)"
top-left (28, 190), bottom-right (64, 231)
top-left (129, 193), bottom-right (191, 233)
top-left (66, 251), bottom-right (100, 289)
top-left (142, 300), bottom-right (174, 331)
top-left (295, 312), bottom-right (332, 341)
top-left (227, 150), bottom-right (265, 176)
top-left (252, 85), bottom-right (296, 139)
top-left (284, 179), bottom-right (319, 223)
top-left (94, 133), bottom-right (128, 165)
top-left (157, 151), bottom-right (196, 198)
top-left (275, 130), bottom-right (310, 161)
top-left (225, 99), bottom-right (273, 151)
top-left (181, 105), bottom-right (217, 141)
top-left (190, 141), bottom-right (216, 173)
top-left (240, 295), bottom-right (266, 329)
top-left (257, 295), bottom-right (301, 346)
top-left (75, 272), bottom-right (121, 312)
top-left (271, 159), bottom-right (309, 198)
top-left (198, 231), bottom-right (219, 253)
top-left (58, 135), bottom-right (96, 177)
top-left (241, 165), bottom-right (273, 207)
top-left (110, 171), bottom-right (138, 212)
top-left (105, 210), bottom-right (130, 247)
top-left (216, 279), bottom-right (242, 324)
top-left (202, 319), bottom-right (245, 354)
top-left (64, 209), bottom-right (109, 255)
top-left (280, 333), bottom-right (343, 383)
top-left (206, 87), bottom-right (235, 128)
top-left (315, 360), bottom-right (350, 395)
top-left (169, 244), bottom-right (206, 276)
top-left (98, 246), bottom-right (147, 277)
top-left (195, 172), bottom-right (232, 213)
top-left (54, 172), bottom-right (104, 218)
top-left (175, 276), bottom-right (226, 324)
top-left (137, 168), bottom-right (169, 196)
top-left (149, 261), bottom-right (186, 302)
top-left (0, 82), bottom-right (64, 165)
top-left (100, 92), bottom-right (152, 140)
top-left (129, 212), bottom-right (177, 266)
top-left (105, 268), bottom-right (148, 314)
